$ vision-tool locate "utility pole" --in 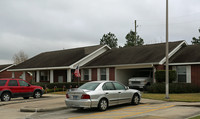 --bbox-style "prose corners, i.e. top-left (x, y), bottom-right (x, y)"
top-left (165, 0), bottom-right (169, 99)
top-left (135, 20), bottom-right (137, 44)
